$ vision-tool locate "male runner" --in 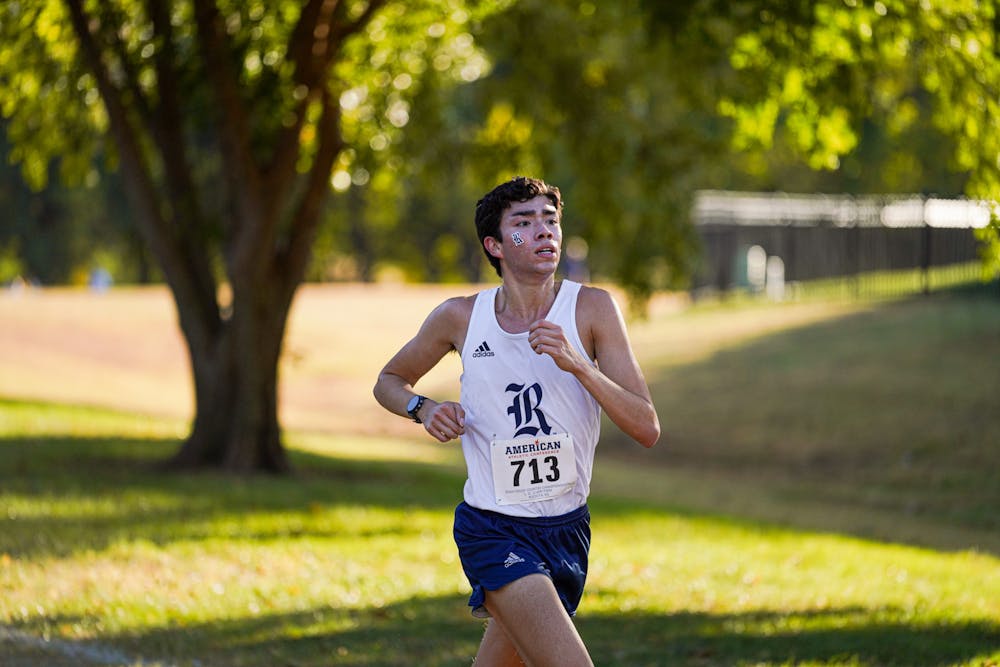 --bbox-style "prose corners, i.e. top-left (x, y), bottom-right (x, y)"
top-left (373, 176), bottom-right (660, 665)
